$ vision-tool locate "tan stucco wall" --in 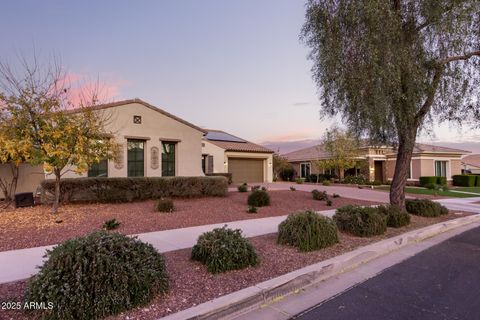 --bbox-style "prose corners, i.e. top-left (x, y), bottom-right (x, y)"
top-left (450, 159), bottom-right (462, 176)
top-left (225, 151), bottom-right (273, 183)
top-left (55, 102), bottom-right (204, 179)
top-left (201, 141), bottom-right (226, 173)
top-left (419, 159), bottom-right (435, 177)
top-left (0, 163), bottom-right (45, 198)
